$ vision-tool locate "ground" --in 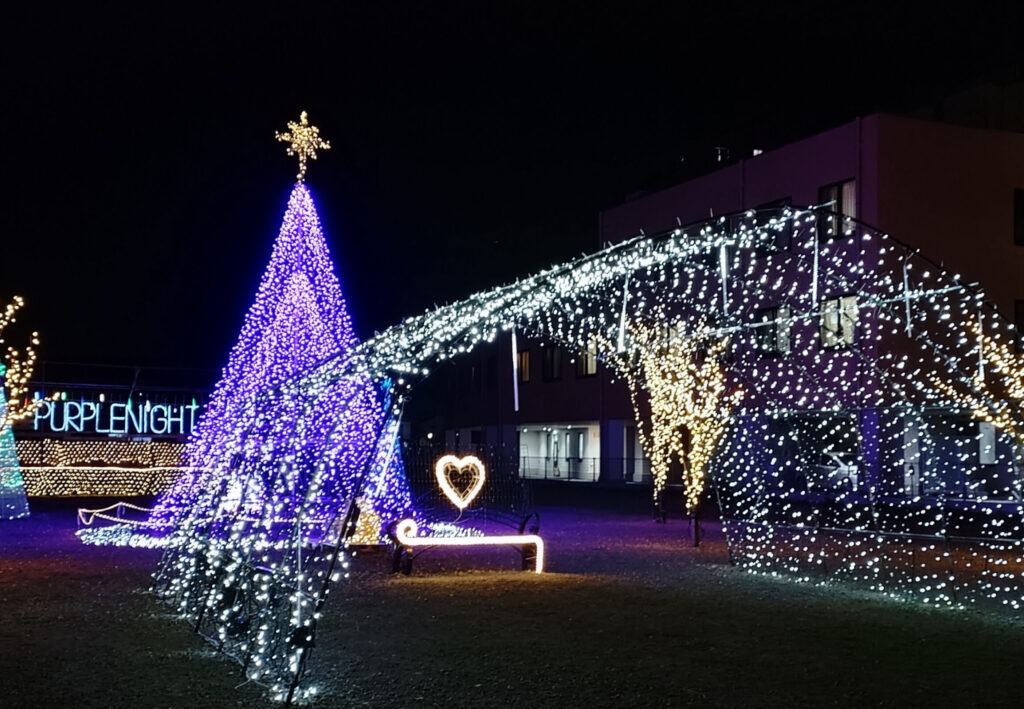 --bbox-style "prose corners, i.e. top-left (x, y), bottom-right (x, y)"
top-left (2, 499), bottom-right (1024, 708)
